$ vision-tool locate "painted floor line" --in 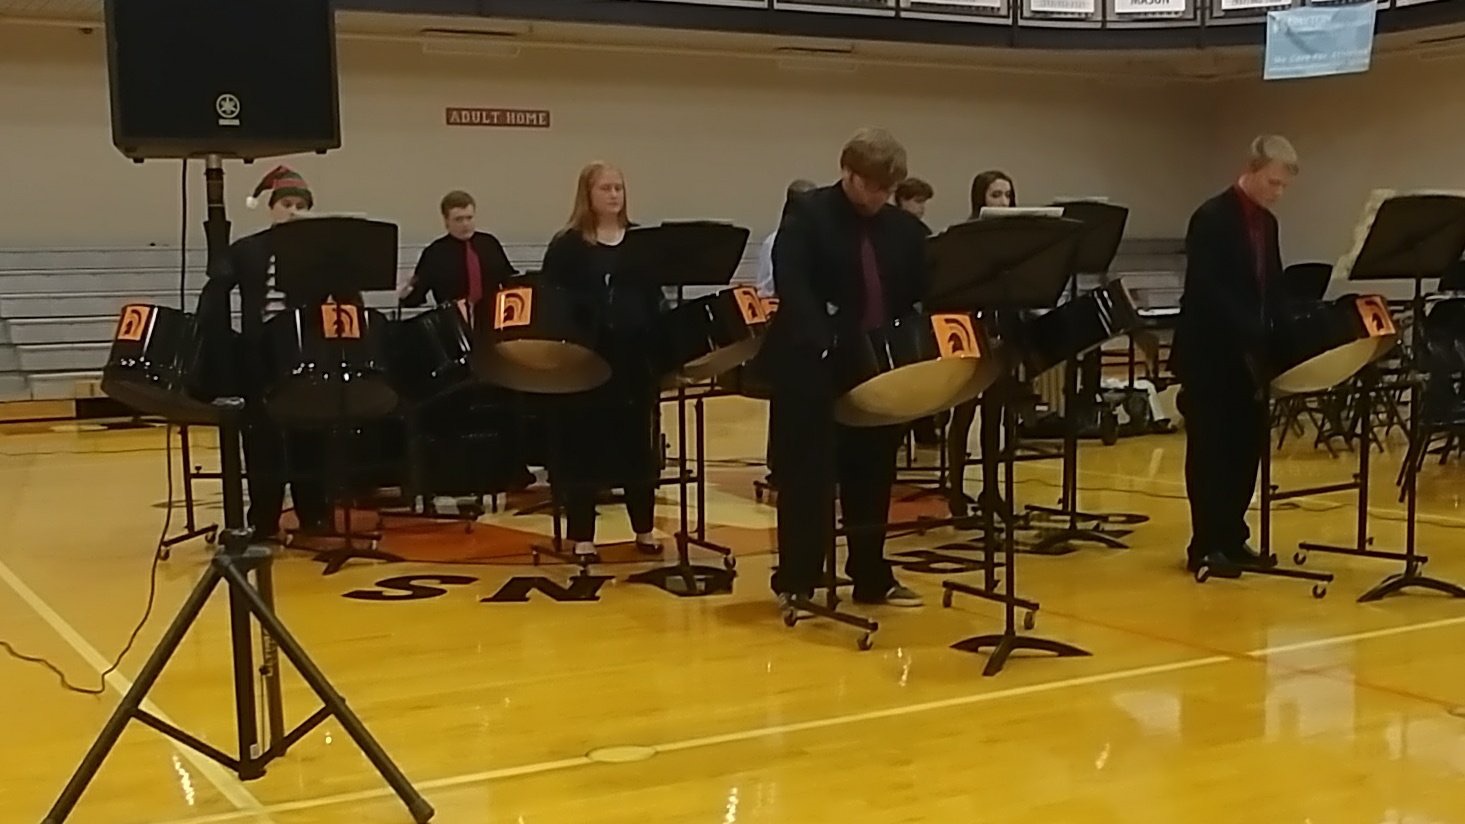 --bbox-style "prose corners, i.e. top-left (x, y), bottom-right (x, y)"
top-left (0, 556), bottom-right (267, 818)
